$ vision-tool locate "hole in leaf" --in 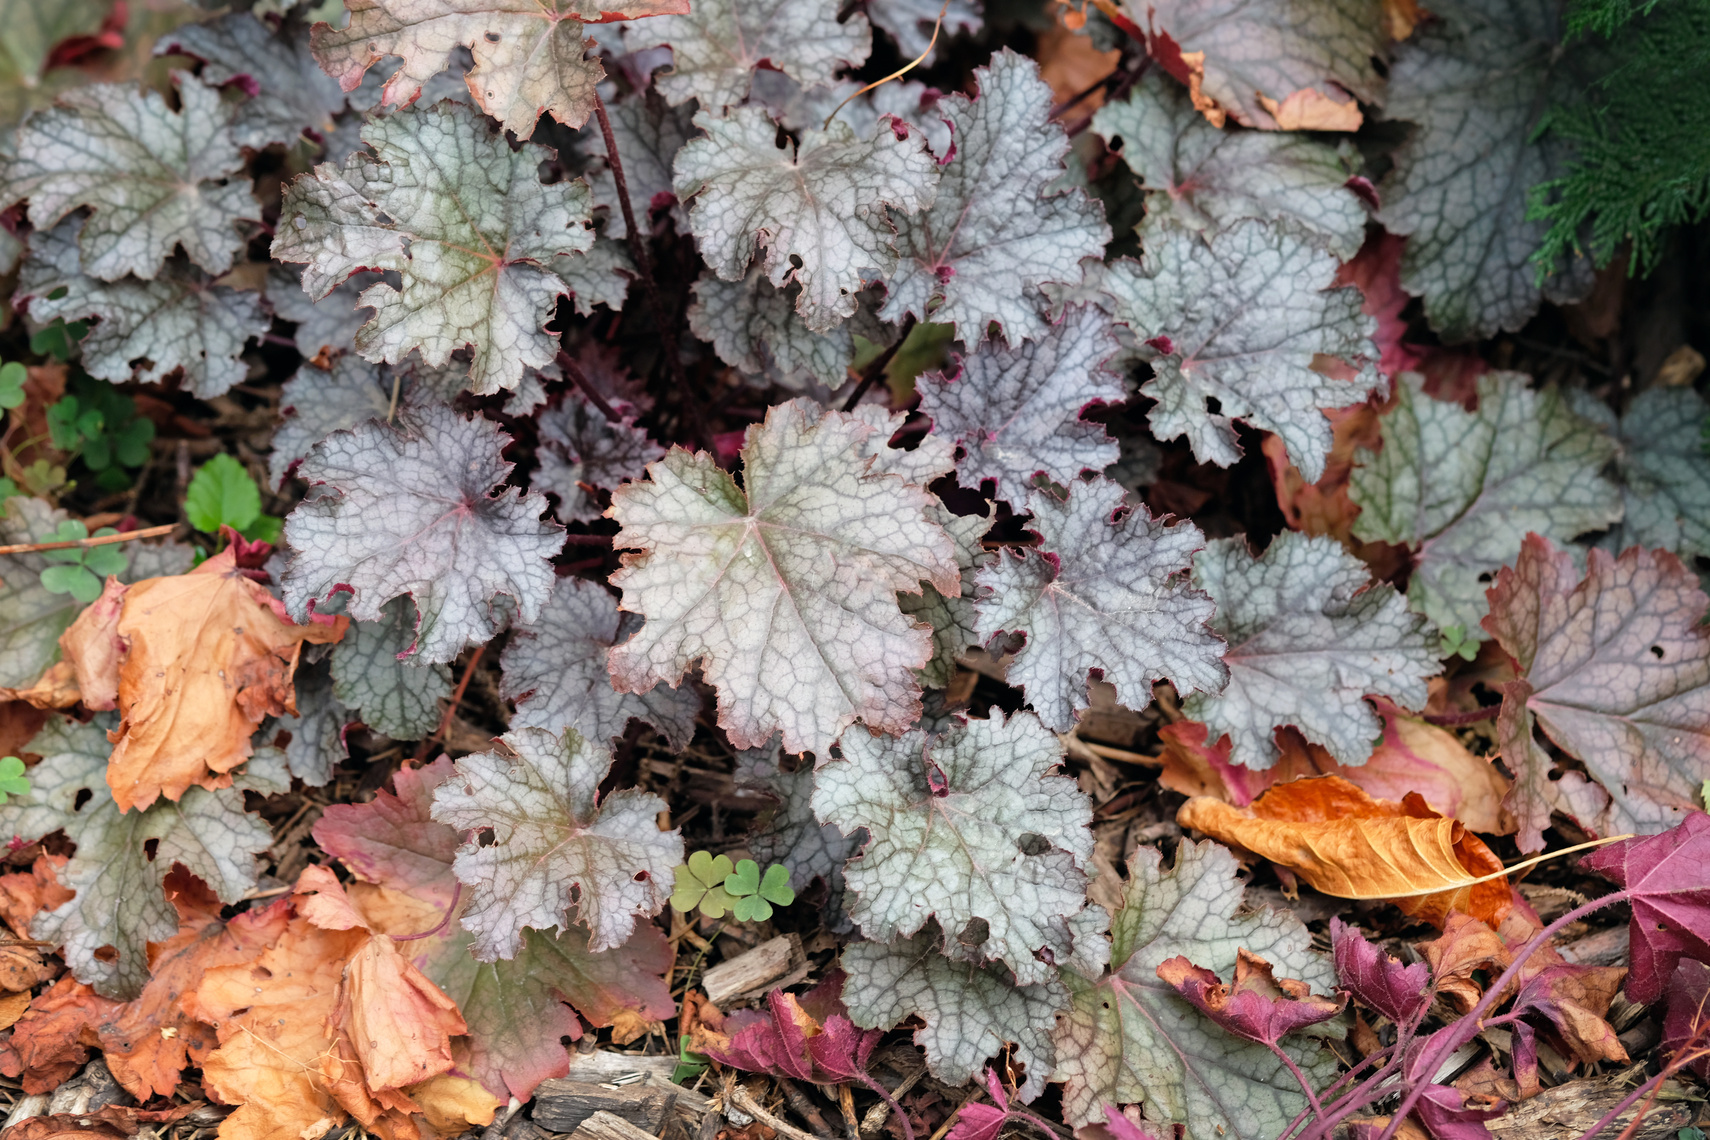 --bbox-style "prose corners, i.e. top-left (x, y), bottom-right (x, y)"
top-left (485, 31), bottom-right (500, 41)
top-left (633, 870), bottom-right (650, 882)
top-left (143, 838), bottom-right (160, 862)
top-left (1651, 645), bottom-right (1665, 658)
top-left (1205, 396), bottom-right (1222, 415)
top-left (956, 917), bottom-right (989, 946)
top-left (93, 945), bottom-right (118, 962)
top-left (1017, 832), bottom-right (1050, 856)
top-left (73, 788), bottom-right (92, 811)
